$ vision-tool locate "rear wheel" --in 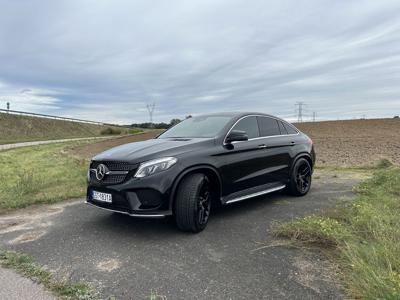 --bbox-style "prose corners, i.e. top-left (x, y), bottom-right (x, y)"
top-left (287, 158), bottom-right (312, 196)
top-left (174, 173), bottom-right (211, 233)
